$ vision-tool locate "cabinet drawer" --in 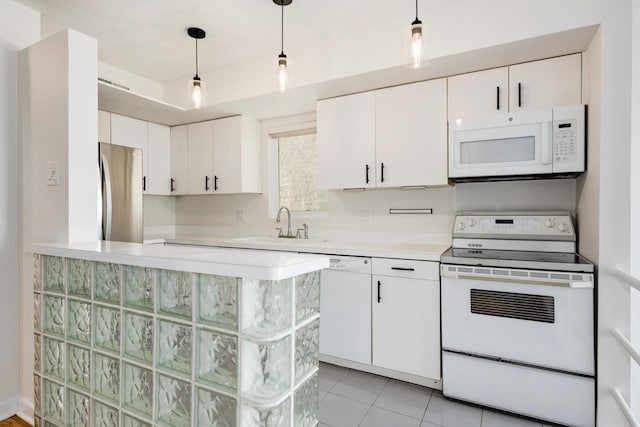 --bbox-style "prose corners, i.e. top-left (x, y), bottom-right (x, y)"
top-left (372, 258), bottom-right (439, 280)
